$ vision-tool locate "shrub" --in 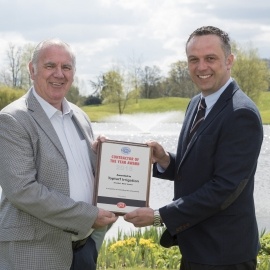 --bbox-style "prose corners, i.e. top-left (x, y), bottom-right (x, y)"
top-left (0, 86), bottom-right (26, 110)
